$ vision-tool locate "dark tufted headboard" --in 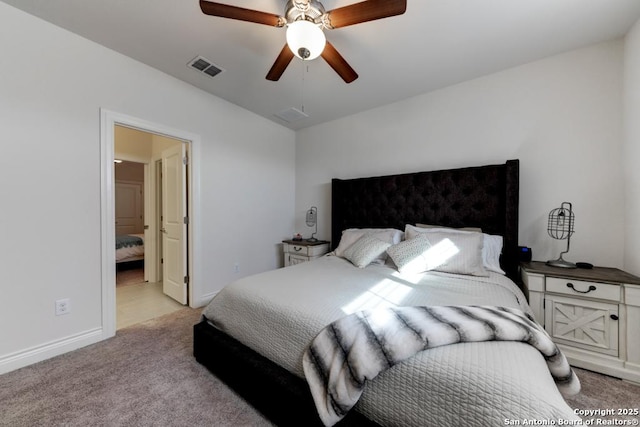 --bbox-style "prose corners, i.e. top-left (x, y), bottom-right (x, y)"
top-left (331, 160), bottom-right (520, 280)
